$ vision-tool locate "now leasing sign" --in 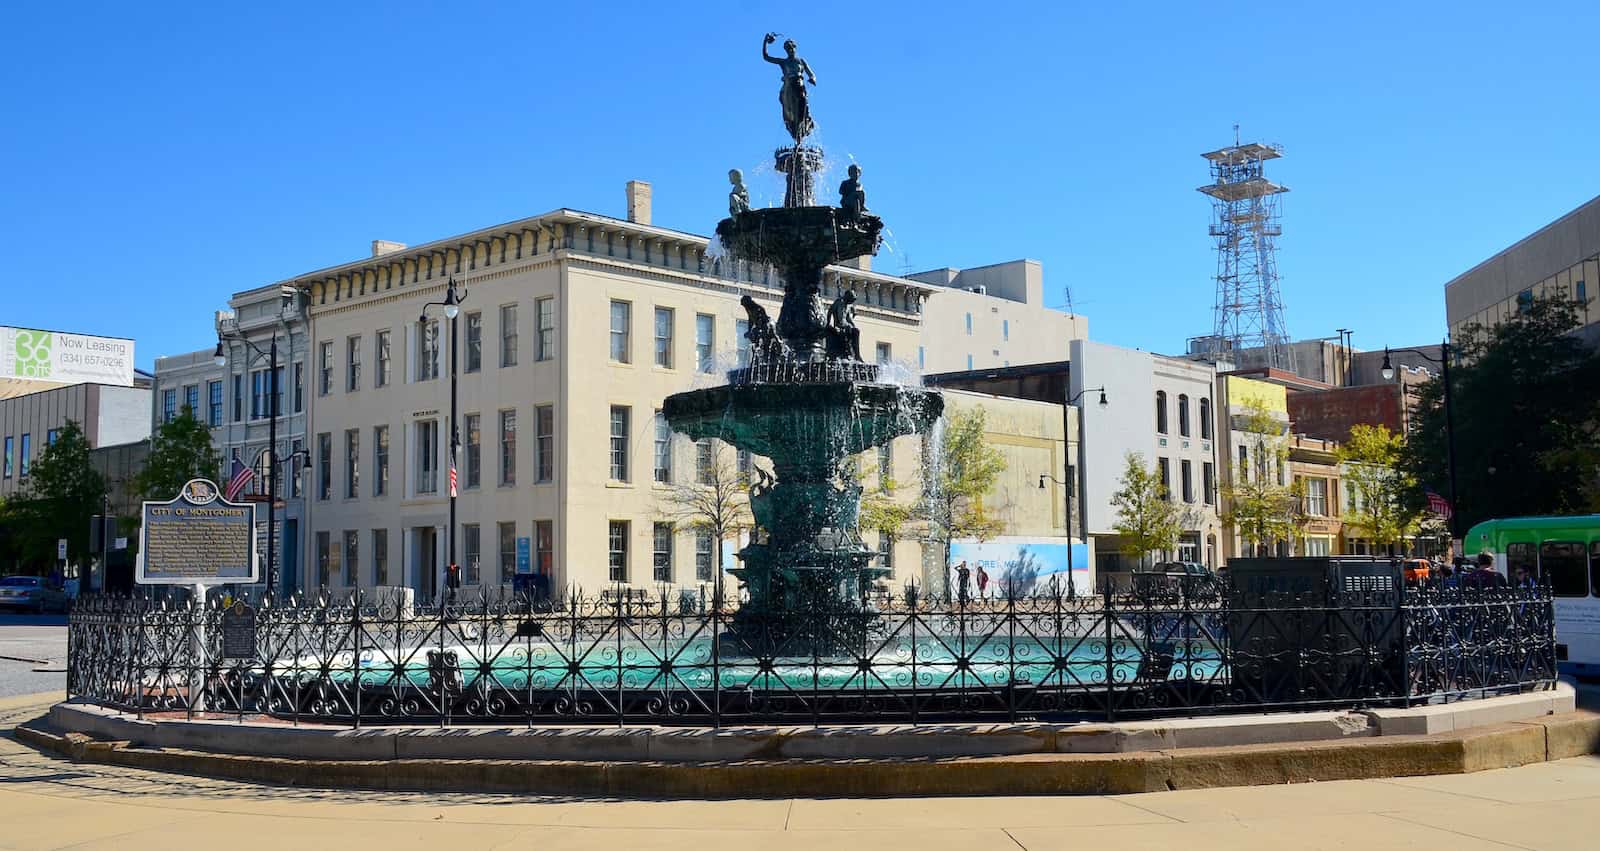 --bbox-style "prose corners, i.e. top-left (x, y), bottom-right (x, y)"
top-left (1, 326), bottom-right (135, 387)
